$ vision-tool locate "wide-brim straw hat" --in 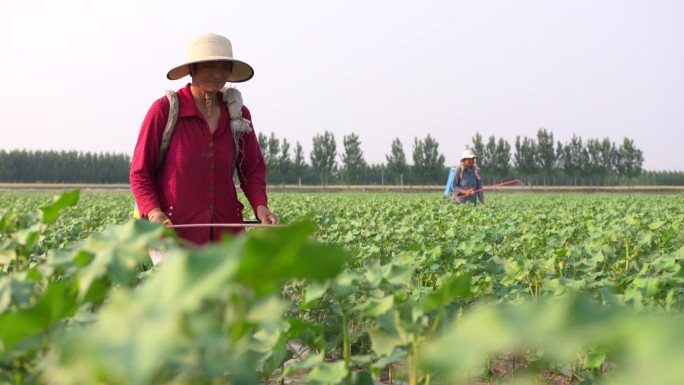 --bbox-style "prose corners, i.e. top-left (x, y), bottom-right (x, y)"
top-left (166, 33), bottom-right (254, 82)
